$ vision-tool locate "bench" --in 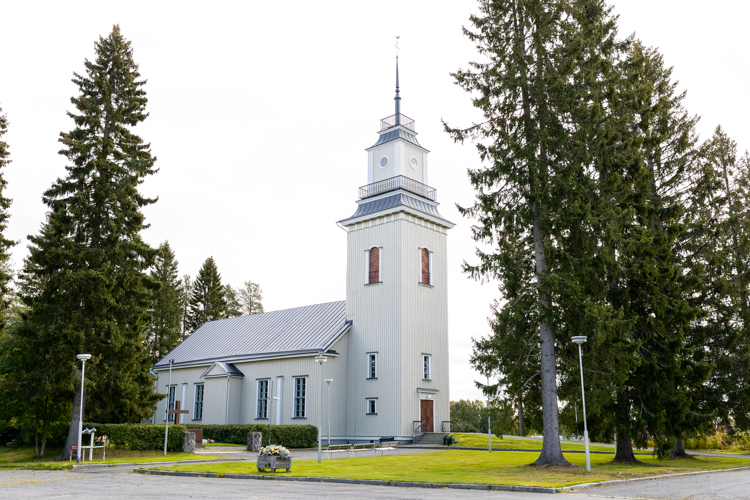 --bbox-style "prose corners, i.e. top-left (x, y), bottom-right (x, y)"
top-left (350, 443), bottom-right (377, 455)
top-left (377, 441), bottom-right (399, 455)
top-left (324, 444), bottom-right (351, 459)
